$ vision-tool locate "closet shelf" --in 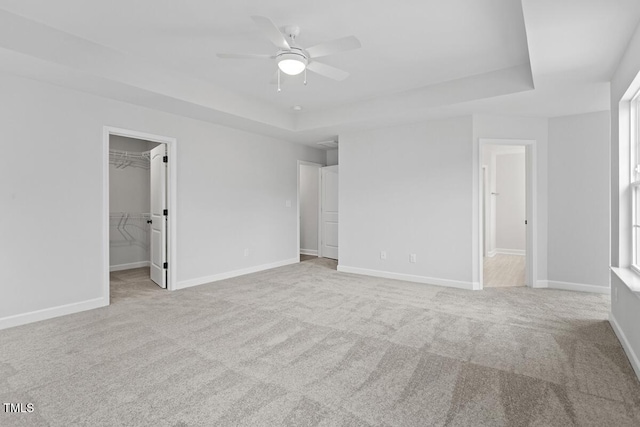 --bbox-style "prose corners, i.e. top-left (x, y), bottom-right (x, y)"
top-left (109, 212), bottom-right (151, 220)
top-left (109, 212), bottom-right (150, 248)
top-left (109, 149), bottom-right (150, 169)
